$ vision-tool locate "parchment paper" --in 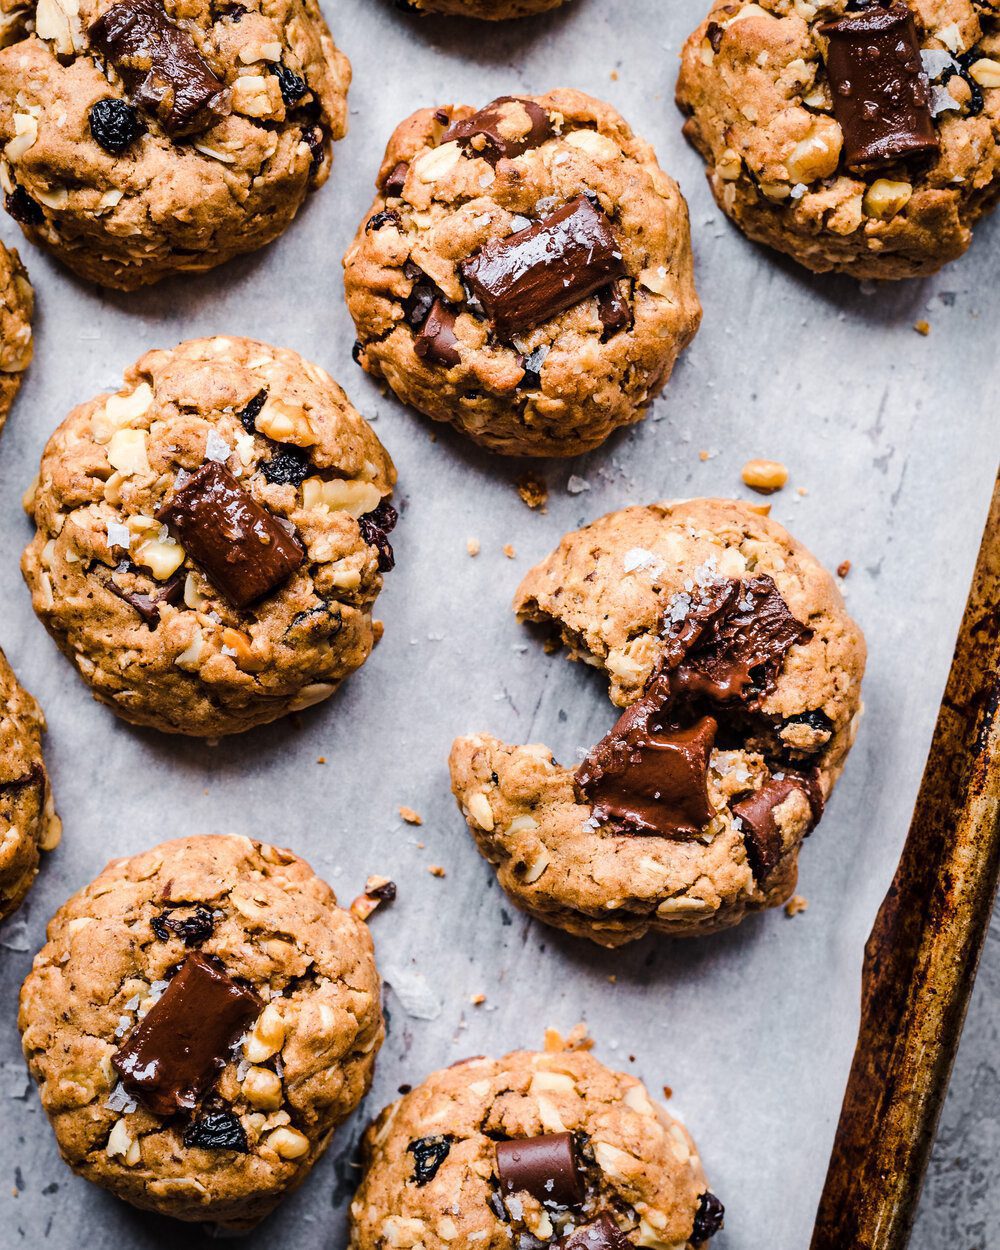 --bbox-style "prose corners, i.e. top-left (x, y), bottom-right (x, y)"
top-left (1, 1), bottom-right (998, 1246)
